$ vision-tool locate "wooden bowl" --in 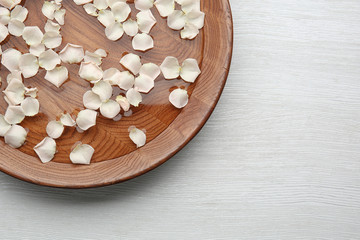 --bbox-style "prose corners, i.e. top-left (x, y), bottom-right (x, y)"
top-left (0, 0), bottom-right (233, 188)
